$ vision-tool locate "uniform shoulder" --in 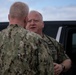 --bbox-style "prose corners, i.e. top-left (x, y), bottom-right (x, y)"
top-left (44, 34), bottom-right (62, 46)
top-left (26, 30), bottom-right (42, 40)
top-left (44, 34), bottom-right (56, 41)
